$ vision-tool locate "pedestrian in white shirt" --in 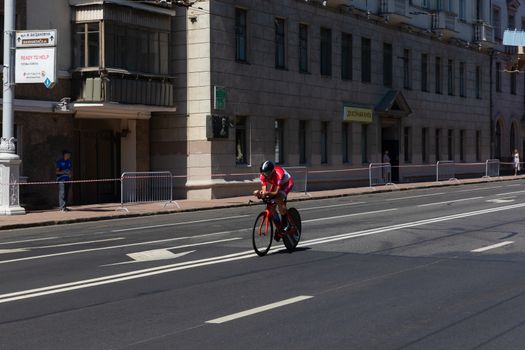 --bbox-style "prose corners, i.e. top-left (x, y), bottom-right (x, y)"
top-left (513, 149), bottom-right (520, 176)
